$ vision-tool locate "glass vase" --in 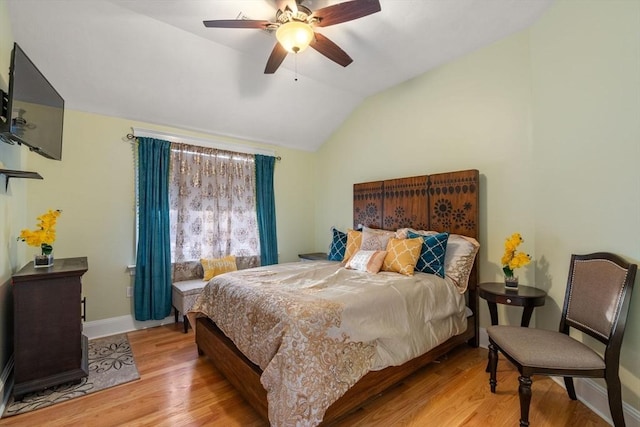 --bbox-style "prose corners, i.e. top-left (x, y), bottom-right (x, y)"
top-left (504, 275), bottom-right (519, 288)
top-left (34, 253), bottom-right (54, 268)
